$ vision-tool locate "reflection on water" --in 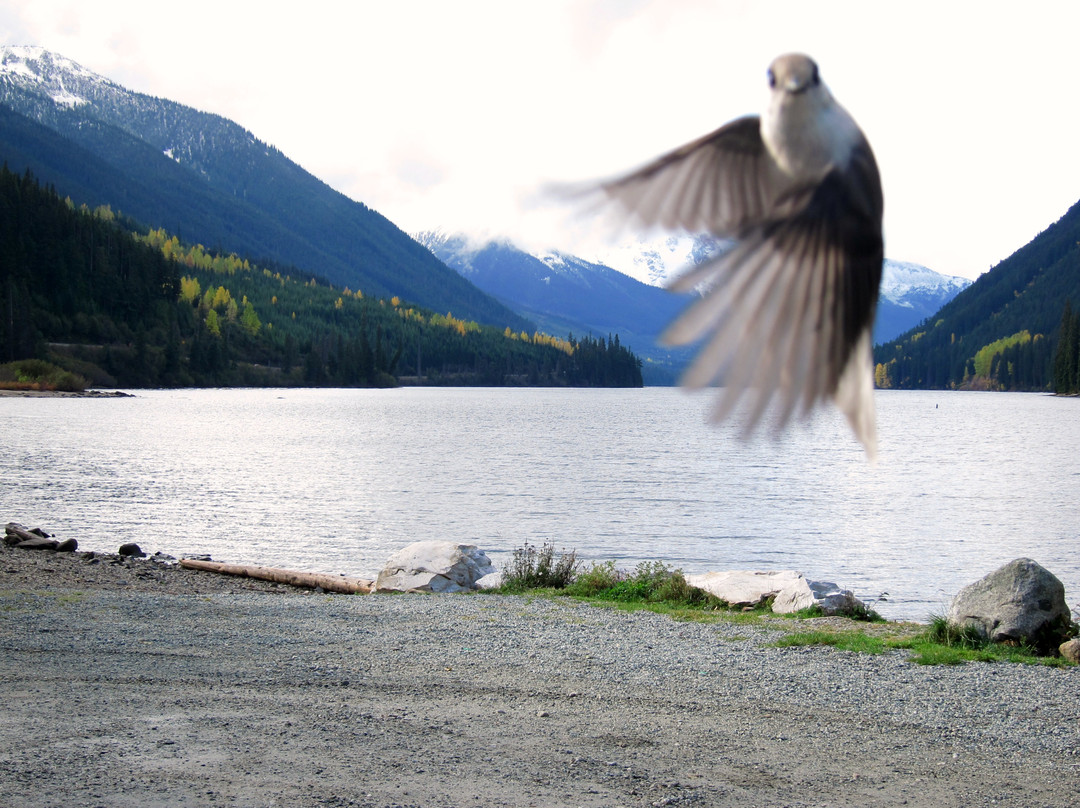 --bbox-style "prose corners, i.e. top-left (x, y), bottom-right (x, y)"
top-left (2, 387), bottom-right (1078, 620)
